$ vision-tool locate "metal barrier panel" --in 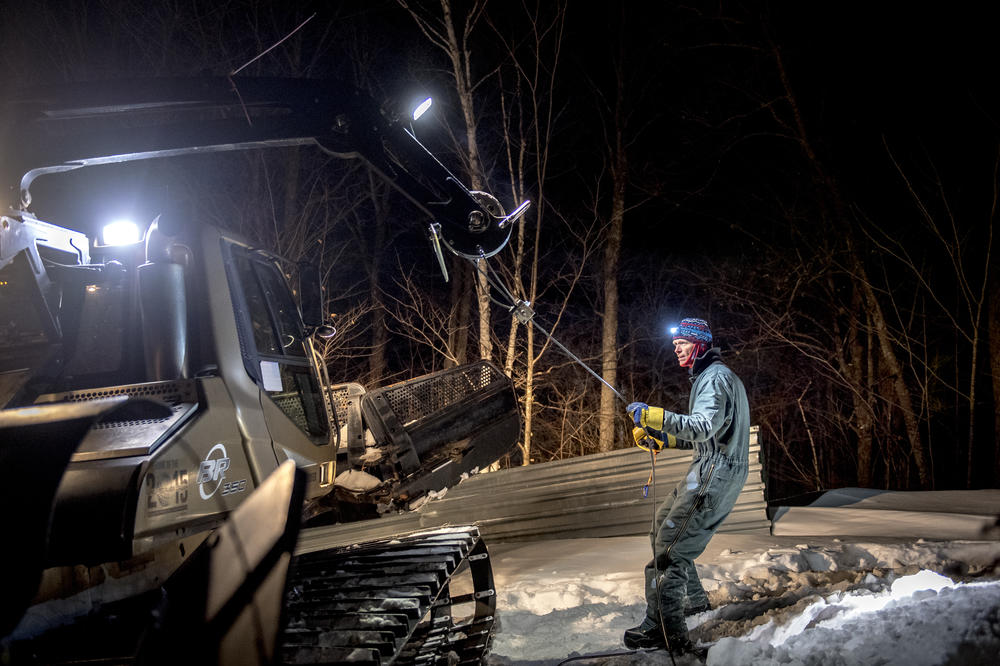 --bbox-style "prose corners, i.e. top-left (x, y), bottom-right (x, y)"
top-left (299, 428), bottom-right (768, 552)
